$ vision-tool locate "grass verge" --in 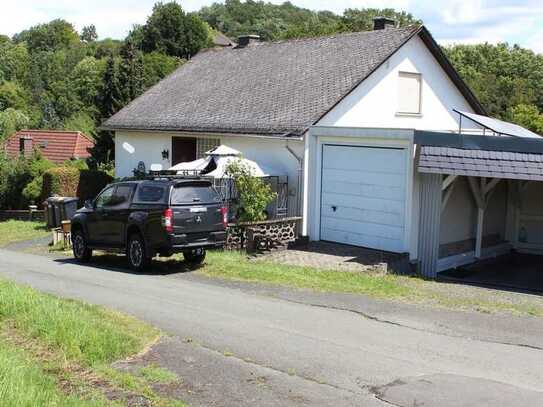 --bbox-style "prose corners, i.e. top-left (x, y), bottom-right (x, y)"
top-left (0, 220), bottom-right (49, 247)
top-left (202, 251), bottom-right (413, 298)
top-left (0, 339), bottom-right (106, 407)
top-left (0, 278), bottom-right (187, 406)
top-left (198, 251), bottom-right (543, 317)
